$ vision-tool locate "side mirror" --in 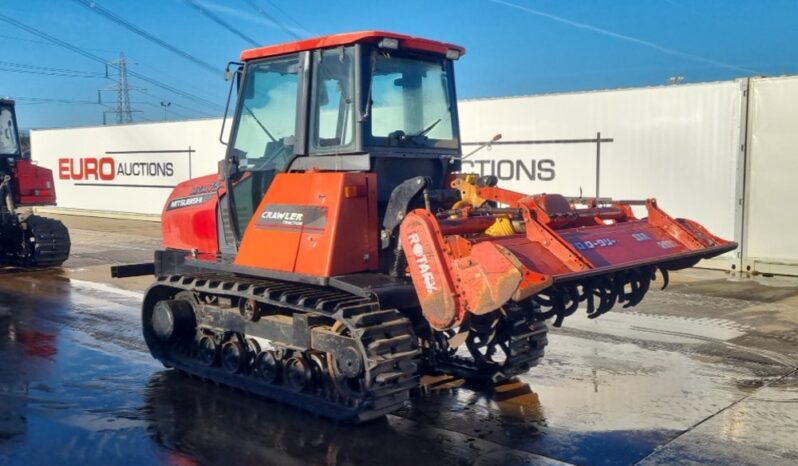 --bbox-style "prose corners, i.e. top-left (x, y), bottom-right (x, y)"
top-left (224, 61), bottom-right (243, 82)
top-left (22, 150), bottom-right (31, 160)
